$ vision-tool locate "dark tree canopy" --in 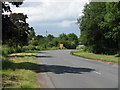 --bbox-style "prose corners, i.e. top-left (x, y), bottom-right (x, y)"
top-left (47, 34), bottom-right (55, 42)
top-left (2, 1), bottom-right (35, 47)
top-left (77, 2), bottom-right (120, 55)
